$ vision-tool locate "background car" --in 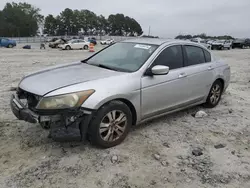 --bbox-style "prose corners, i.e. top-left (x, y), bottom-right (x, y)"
top-left (232, 38), bottom-right (250, 49)
top-left (211, 40), bottom-right (232, 50)
top-left (59, 39), bottom-right (90, 50)
top-left (46, 38), bottom-right (58, 43)
top-left (100, 39), bottom-right (115, 45)
top-left (0, 38), bottom-right (16, 48)
top-left (88, 37), bottom-right (97, 45)
top-left (190, 38), bottom-right (211, 49)
top-left (49, 38), bottom-right (67, 48)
